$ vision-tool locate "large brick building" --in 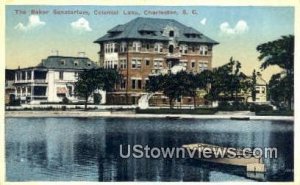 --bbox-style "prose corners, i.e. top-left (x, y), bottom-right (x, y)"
top-left (94, 17), bottom-right (219, 105)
